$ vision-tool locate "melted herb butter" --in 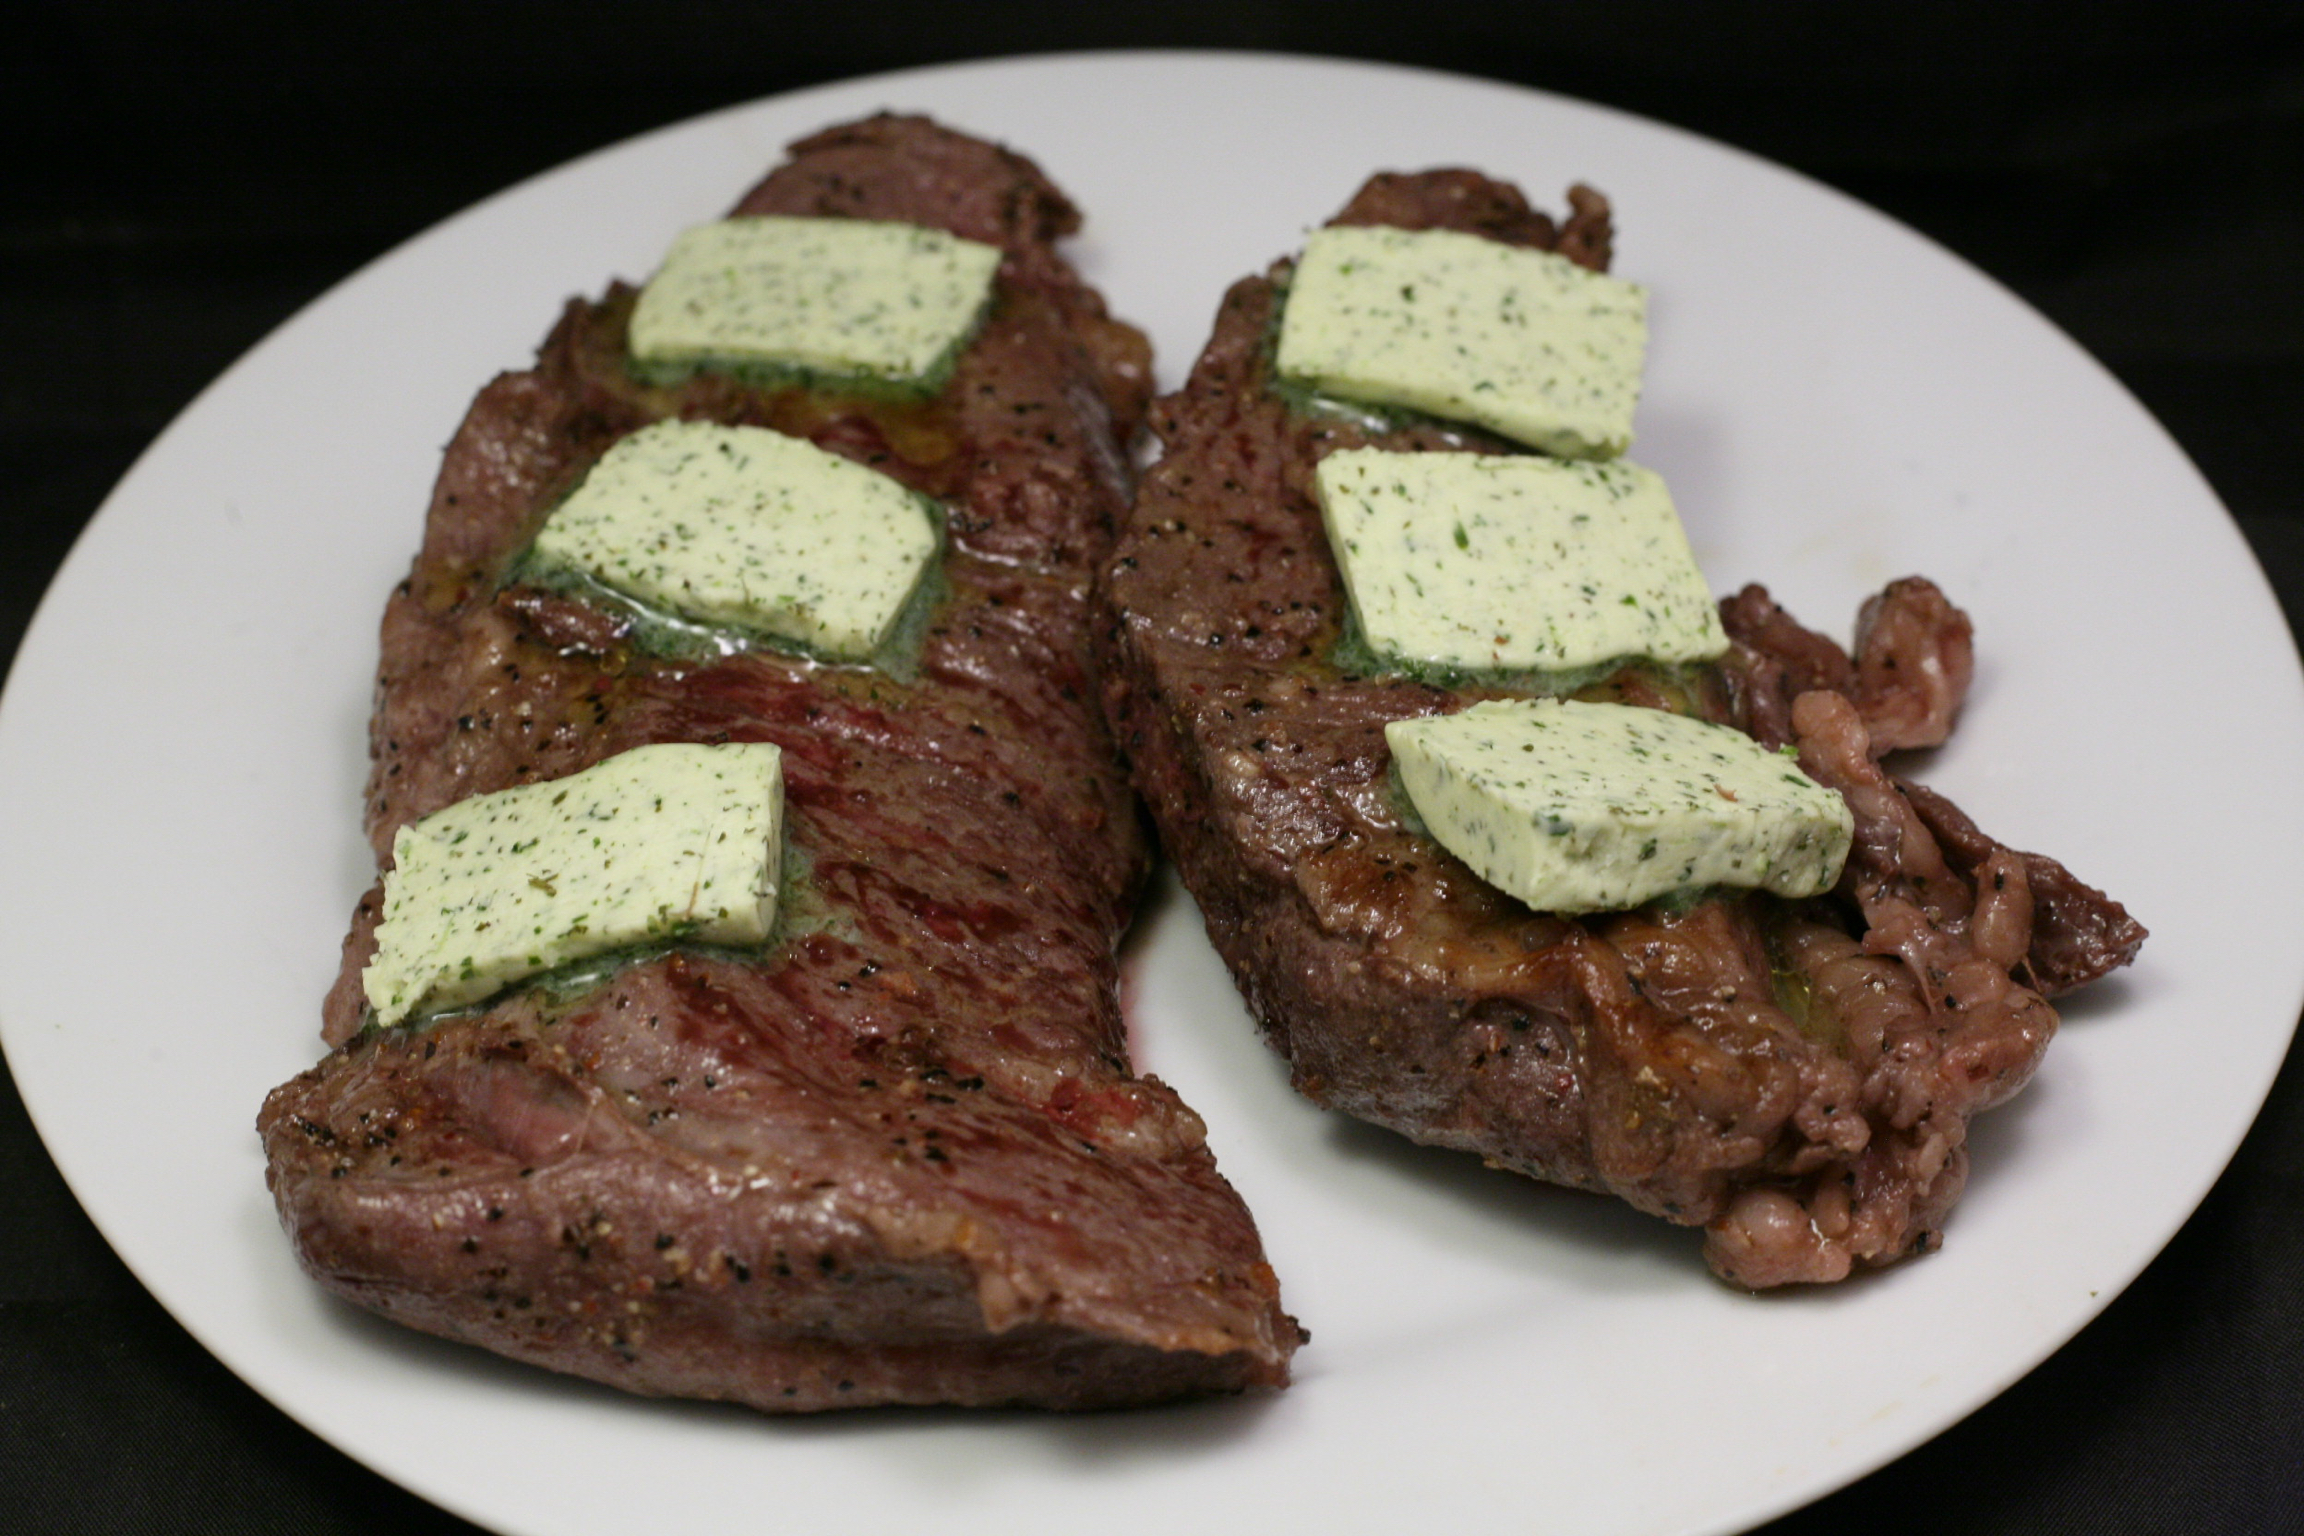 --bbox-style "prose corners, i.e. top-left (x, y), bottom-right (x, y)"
top-left (514, 543), bottom-right (948, 683)
top-left (1331, 603), bottom-right (1711, 701)
top-left (366, 827), bottom-right (838, 1036)
top-left (1316, 447), bottom-right (1727, 676)
top-left (628, 217), bottom-right (1001, 395)
top-left (1767, 951), bottom-right (1841, 1045)
top-left (525, 419), bottom-right (942, 667)
top-left (1275, 224), bottom-right (1648, 459)
top-left (1269, 372), bottom-right (1470, 440)
top-left (1387, 699), bottom-right (1852, 915)
top-left (362, 742), bottom-right (784, 1028)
